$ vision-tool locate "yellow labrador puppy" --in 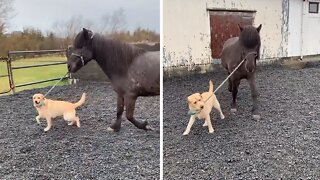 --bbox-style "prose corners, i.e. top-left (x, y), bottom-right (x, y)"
top-left (183, 81), bottom-right (224, 135)
top-left (33, 93), bottom-right (86, 131)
